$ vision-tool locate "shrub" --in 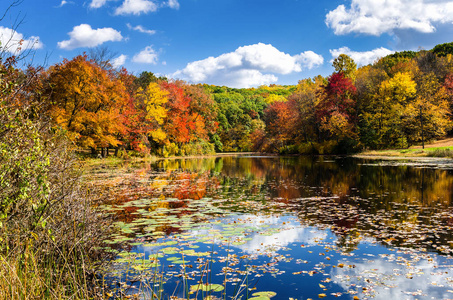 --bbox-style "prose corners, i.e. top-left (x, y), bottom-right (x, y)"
top-left (297, 143), bottom-right (317, 155)
top-left (427, 148), bottom-right (453, 158)
top-left (279, 144), bottom-right (299, 155)
top-left (0, 81), bottom-right (112, 299)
